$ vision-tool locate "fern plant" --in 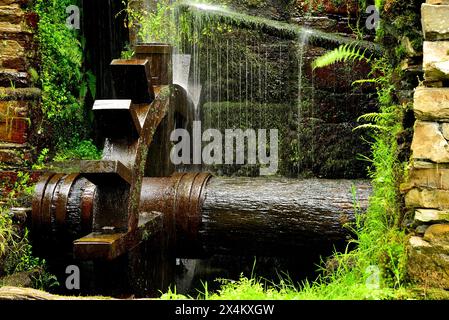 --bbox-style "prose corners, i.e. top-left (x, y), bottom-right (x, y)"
top-left (312, 43), bottom-right (372, 70)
